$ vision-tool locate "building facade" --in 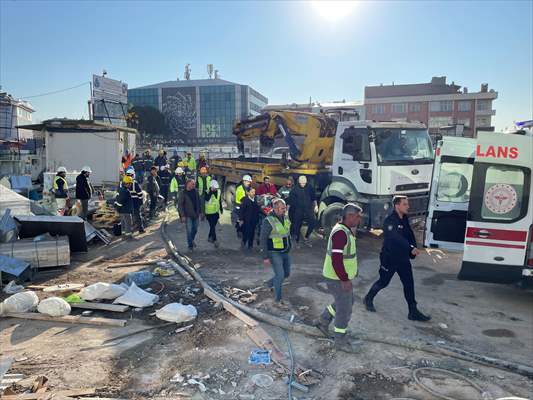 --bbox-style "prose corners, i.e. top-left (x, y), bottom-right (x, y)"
top-left (263, 100), bottom-right (365, 121)
top-left (128, 78), bottom-right (267, 145)
top-left (364, 76), bottom-right (497, 138)
top-left (0, 91), bottom-right (35, 141)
